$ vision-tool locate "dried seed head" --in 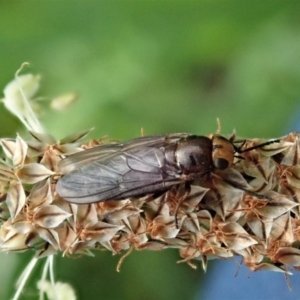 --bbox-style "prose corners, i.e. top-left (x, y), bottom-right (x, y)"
top-left (2, 124), bottom-right (300, 277)
top-left (2, 71), bottom-right (300, 297)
